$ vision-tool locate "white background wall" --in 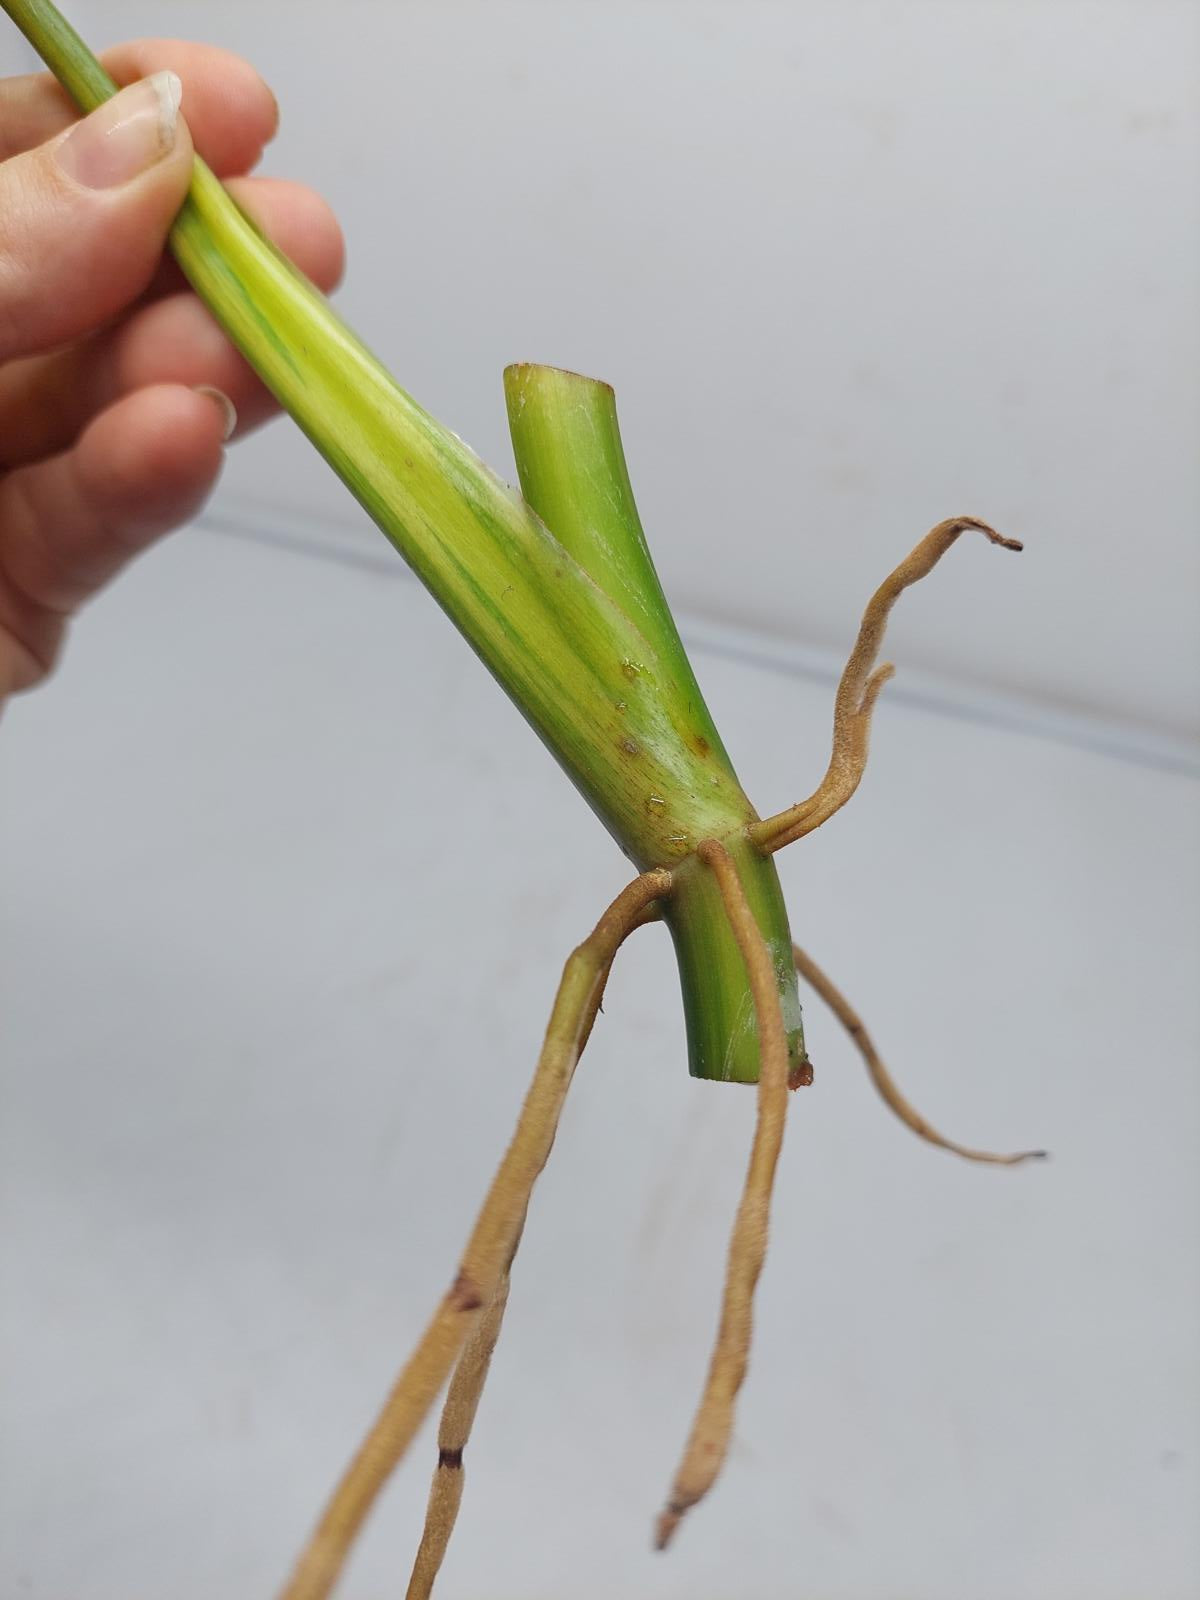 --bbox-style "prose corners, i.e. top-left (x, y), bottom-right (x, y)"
top-left (2, 3), bottom-right (1199, 1599)
top-left (3, 525), bottom-right (1198, 1599)
top-left (15, 0), bottom-right (1200, 740)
